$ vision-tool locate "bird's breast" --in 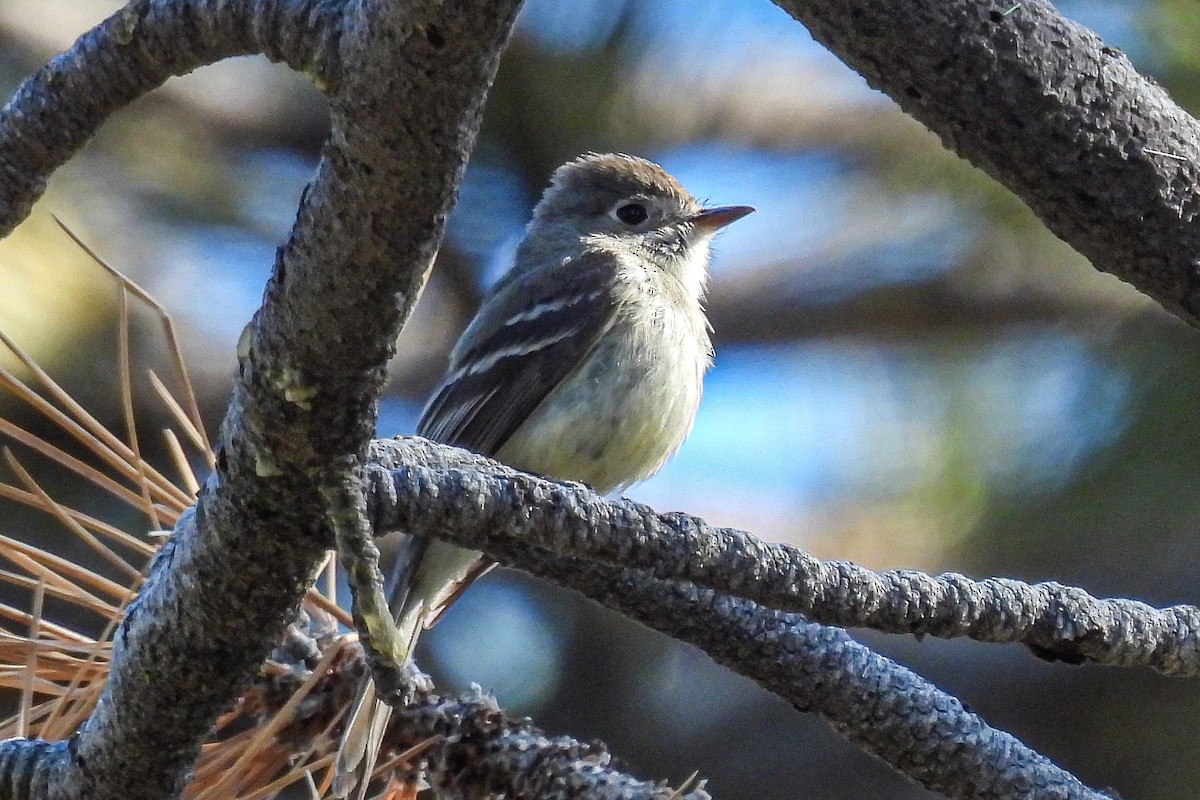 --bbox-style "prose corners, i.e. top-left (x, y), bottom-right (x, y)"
top-left (497, 278), bottom-right (710, 495)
